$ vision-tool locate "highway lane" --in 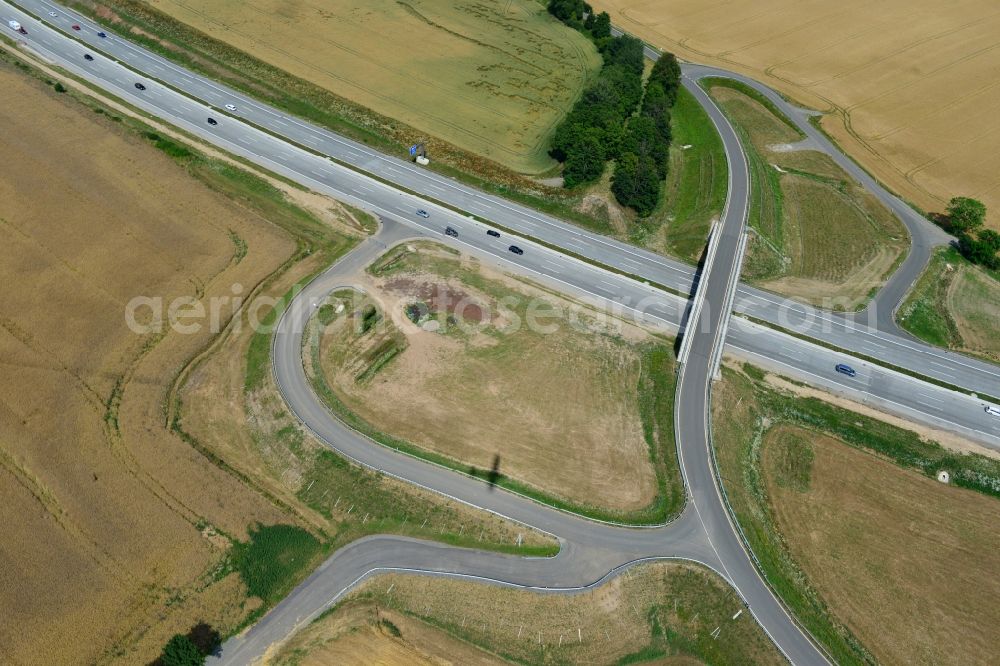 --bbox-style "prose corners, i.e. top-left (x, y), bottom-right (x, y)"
top-left (5, 2), bottom-right (998, 444)
top-left (8, 0), bottom-right (1000, 403)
